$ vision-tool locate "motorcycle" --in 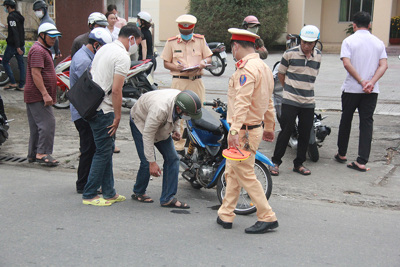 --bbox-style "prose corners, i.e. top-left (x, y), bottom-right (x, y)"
top-left (272, 61), bottom-right (330, 162)
top-left (0, 115), bottom-right (10, 146)
top-left (122, 59), bottom-right (157, 108)
top-left (206, 42), bottom-right (227, 76)
top-left (0, 56), bottom-right (10, 86)
top-left (286, 33), bottom-right (323, 51)
top-left (180, 98), bottom-right (273, 215)
top-left (53, 56), bottom-right (157, 109)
